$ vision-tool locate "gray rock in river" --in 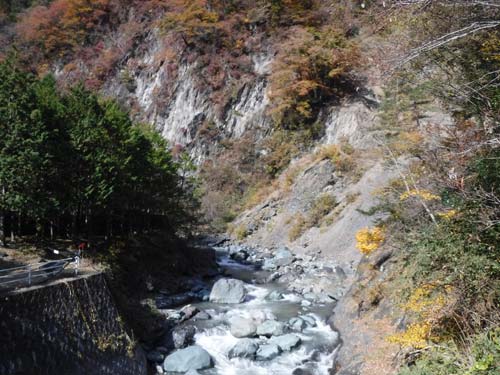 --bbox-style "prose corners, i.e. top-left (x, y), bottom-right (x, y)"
top-left (300, 315), bottom-right (317, 327)
top-left (275, 247), bottom-right (293, 259)
top-left (229, 316), bottom-right (257, 338)
top-left (262, 247), bottom-right (295, 270)
top-left (194, 310), bottom-right (211, 320)
top-left (289, 317), bottom-right (307, 332)
top-left (269, 334), bottom-right (301, 351)
top-left (209, 278), bottom-right (247, 304)
top-left (163, 345), bottom-right (213, 372)
top-left (266, 290), bottom-right (284, 301)
top-left (228, 339), bottom-right (259, 359)
top-left (256, 344), bottom-right (281, 361)
top-left (172, 325), bottom-right (196, 349)
top-left (256, 320), bottom-right (286, 337)
top-left (230, 249), bottom-right (249, 262)
top-left (180, 305), bottom-right (200, 322)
